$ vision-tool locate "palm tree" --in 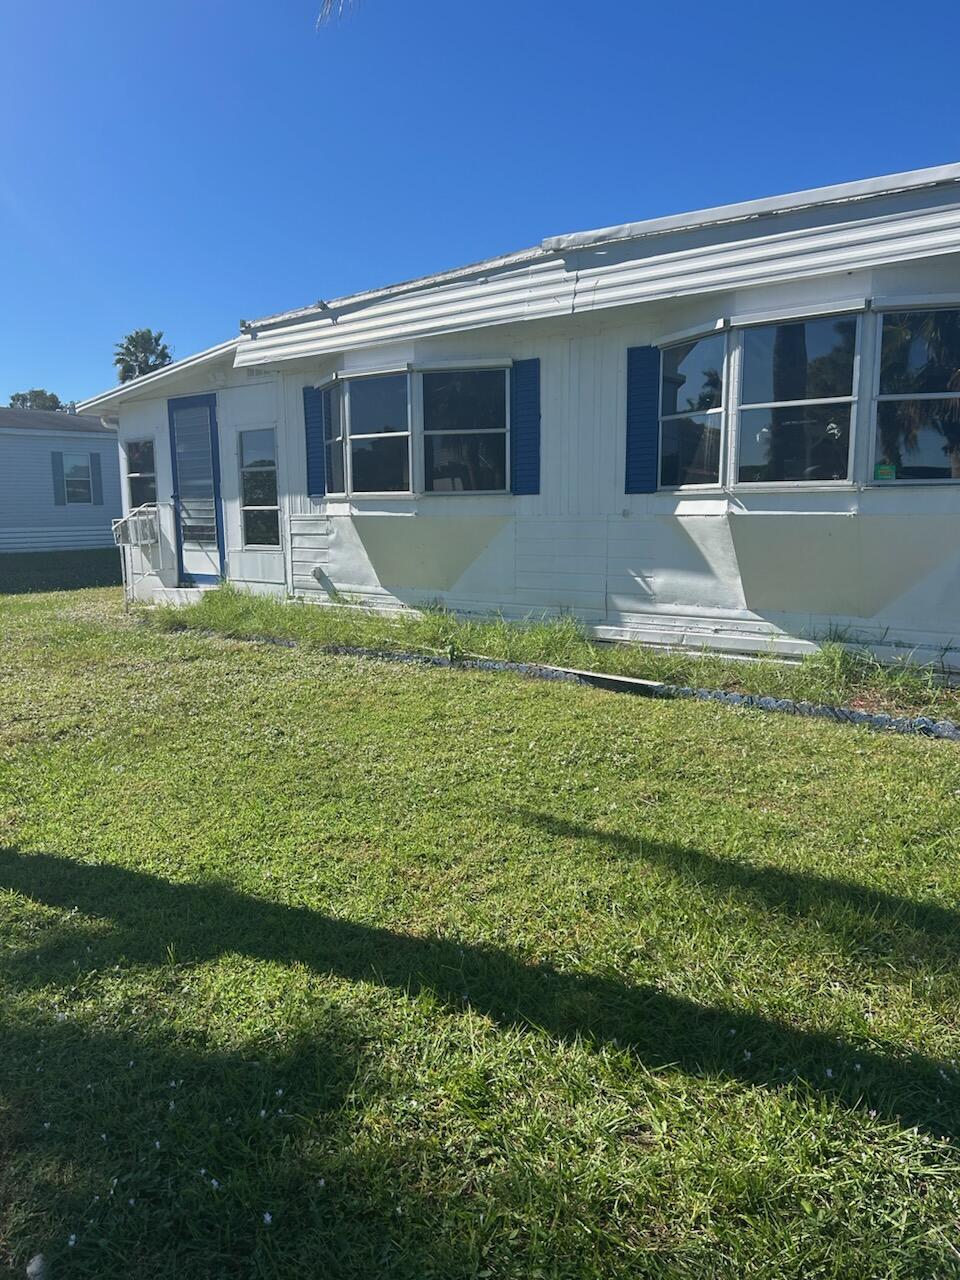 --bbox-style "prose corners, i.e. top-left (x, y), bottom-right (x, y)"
top-left (318, 0), bottom-right (355, 21)
top-left (879, 311), bottom-right (960, 477)
top-left (114, 329), bottom-right (173, 384)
